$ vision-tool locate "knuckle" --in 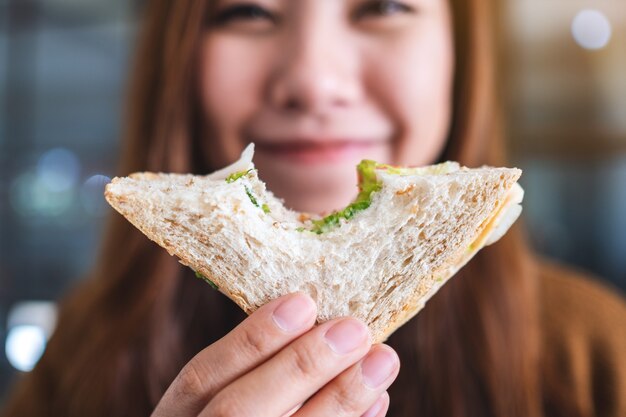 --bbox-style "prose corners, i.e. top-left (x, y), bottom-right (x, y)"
top-left (239, 323), bottom-right (272, 358)
top-left (288, 342), bottom-right (321, 380)
top-left (207, 390), bottom-right (251, 417)
top-left (175, 362), bottom-right (208, 399)
top-left (329, 372), bottom-right (365, 415)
